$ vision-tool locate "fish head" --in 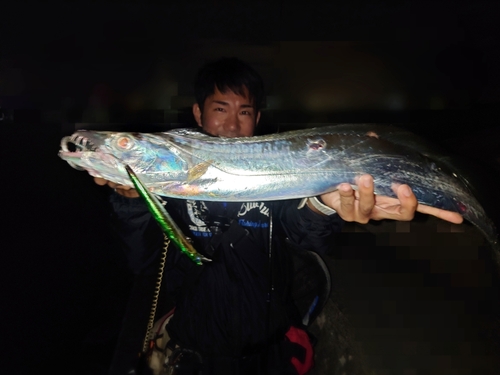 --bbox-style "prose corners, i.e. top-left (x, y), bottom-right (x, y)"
top-left (59, 130), bottom-right (188, 187)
